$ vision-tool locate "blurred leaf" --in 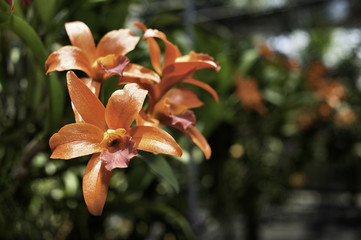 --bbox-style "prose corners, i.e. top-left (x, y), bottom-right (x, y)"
top-left (1, 14), bottom-right (47, 64)
top-left (147, 204), bottom-right (195, 240)
top-left (239, 48), bottom-right (259, 75)
top-left (138, 151), bottom-right (179, 193)
top-left (100, 75), bottom-right (119, 105)
top-left (1, 14), bottom-right (65, 135)
top-left (126, 159), bottom-right (154, 195)
top-left (34, 0), bottom-right (57, 28)
top-left (0, 1), bottom-right (11, 23)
